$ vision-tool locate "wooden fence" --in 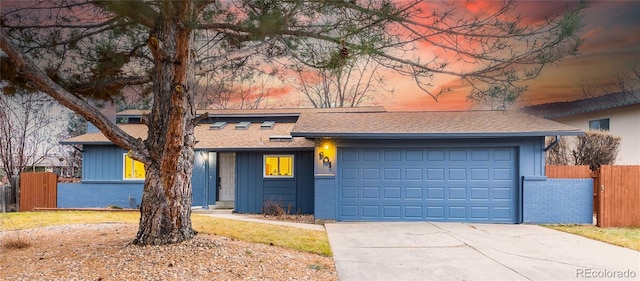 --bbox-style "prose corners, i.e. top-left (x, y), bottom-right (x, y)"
top-left (546, 165), bottom-right (640, 227)
top-left (19, 172), bottom-right (57, 212)
top-left (596, 165), bottom-right (640, 227)
top-left (545, 165), bottom-right (592, 178)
